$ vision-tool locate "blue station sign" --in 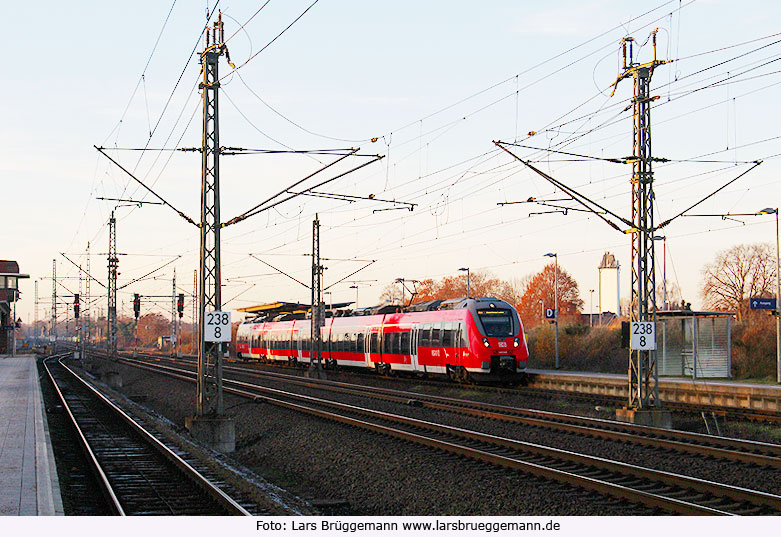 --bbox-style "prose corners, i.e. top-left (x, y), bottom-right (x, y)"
top-left (750, 297), bottom-right (777, 310)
